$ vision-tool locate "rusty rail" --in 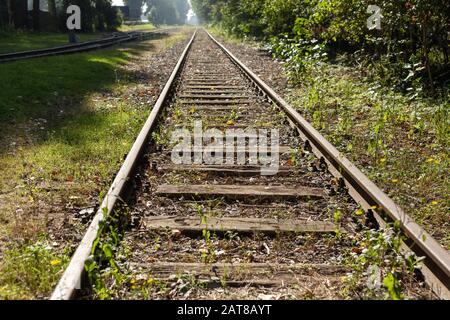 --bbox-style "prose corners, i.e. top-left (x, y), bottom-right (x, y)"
top-left (205, 29), bottom-right (449, 299)
top-left (50, 30), bottom-right (197, 300)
